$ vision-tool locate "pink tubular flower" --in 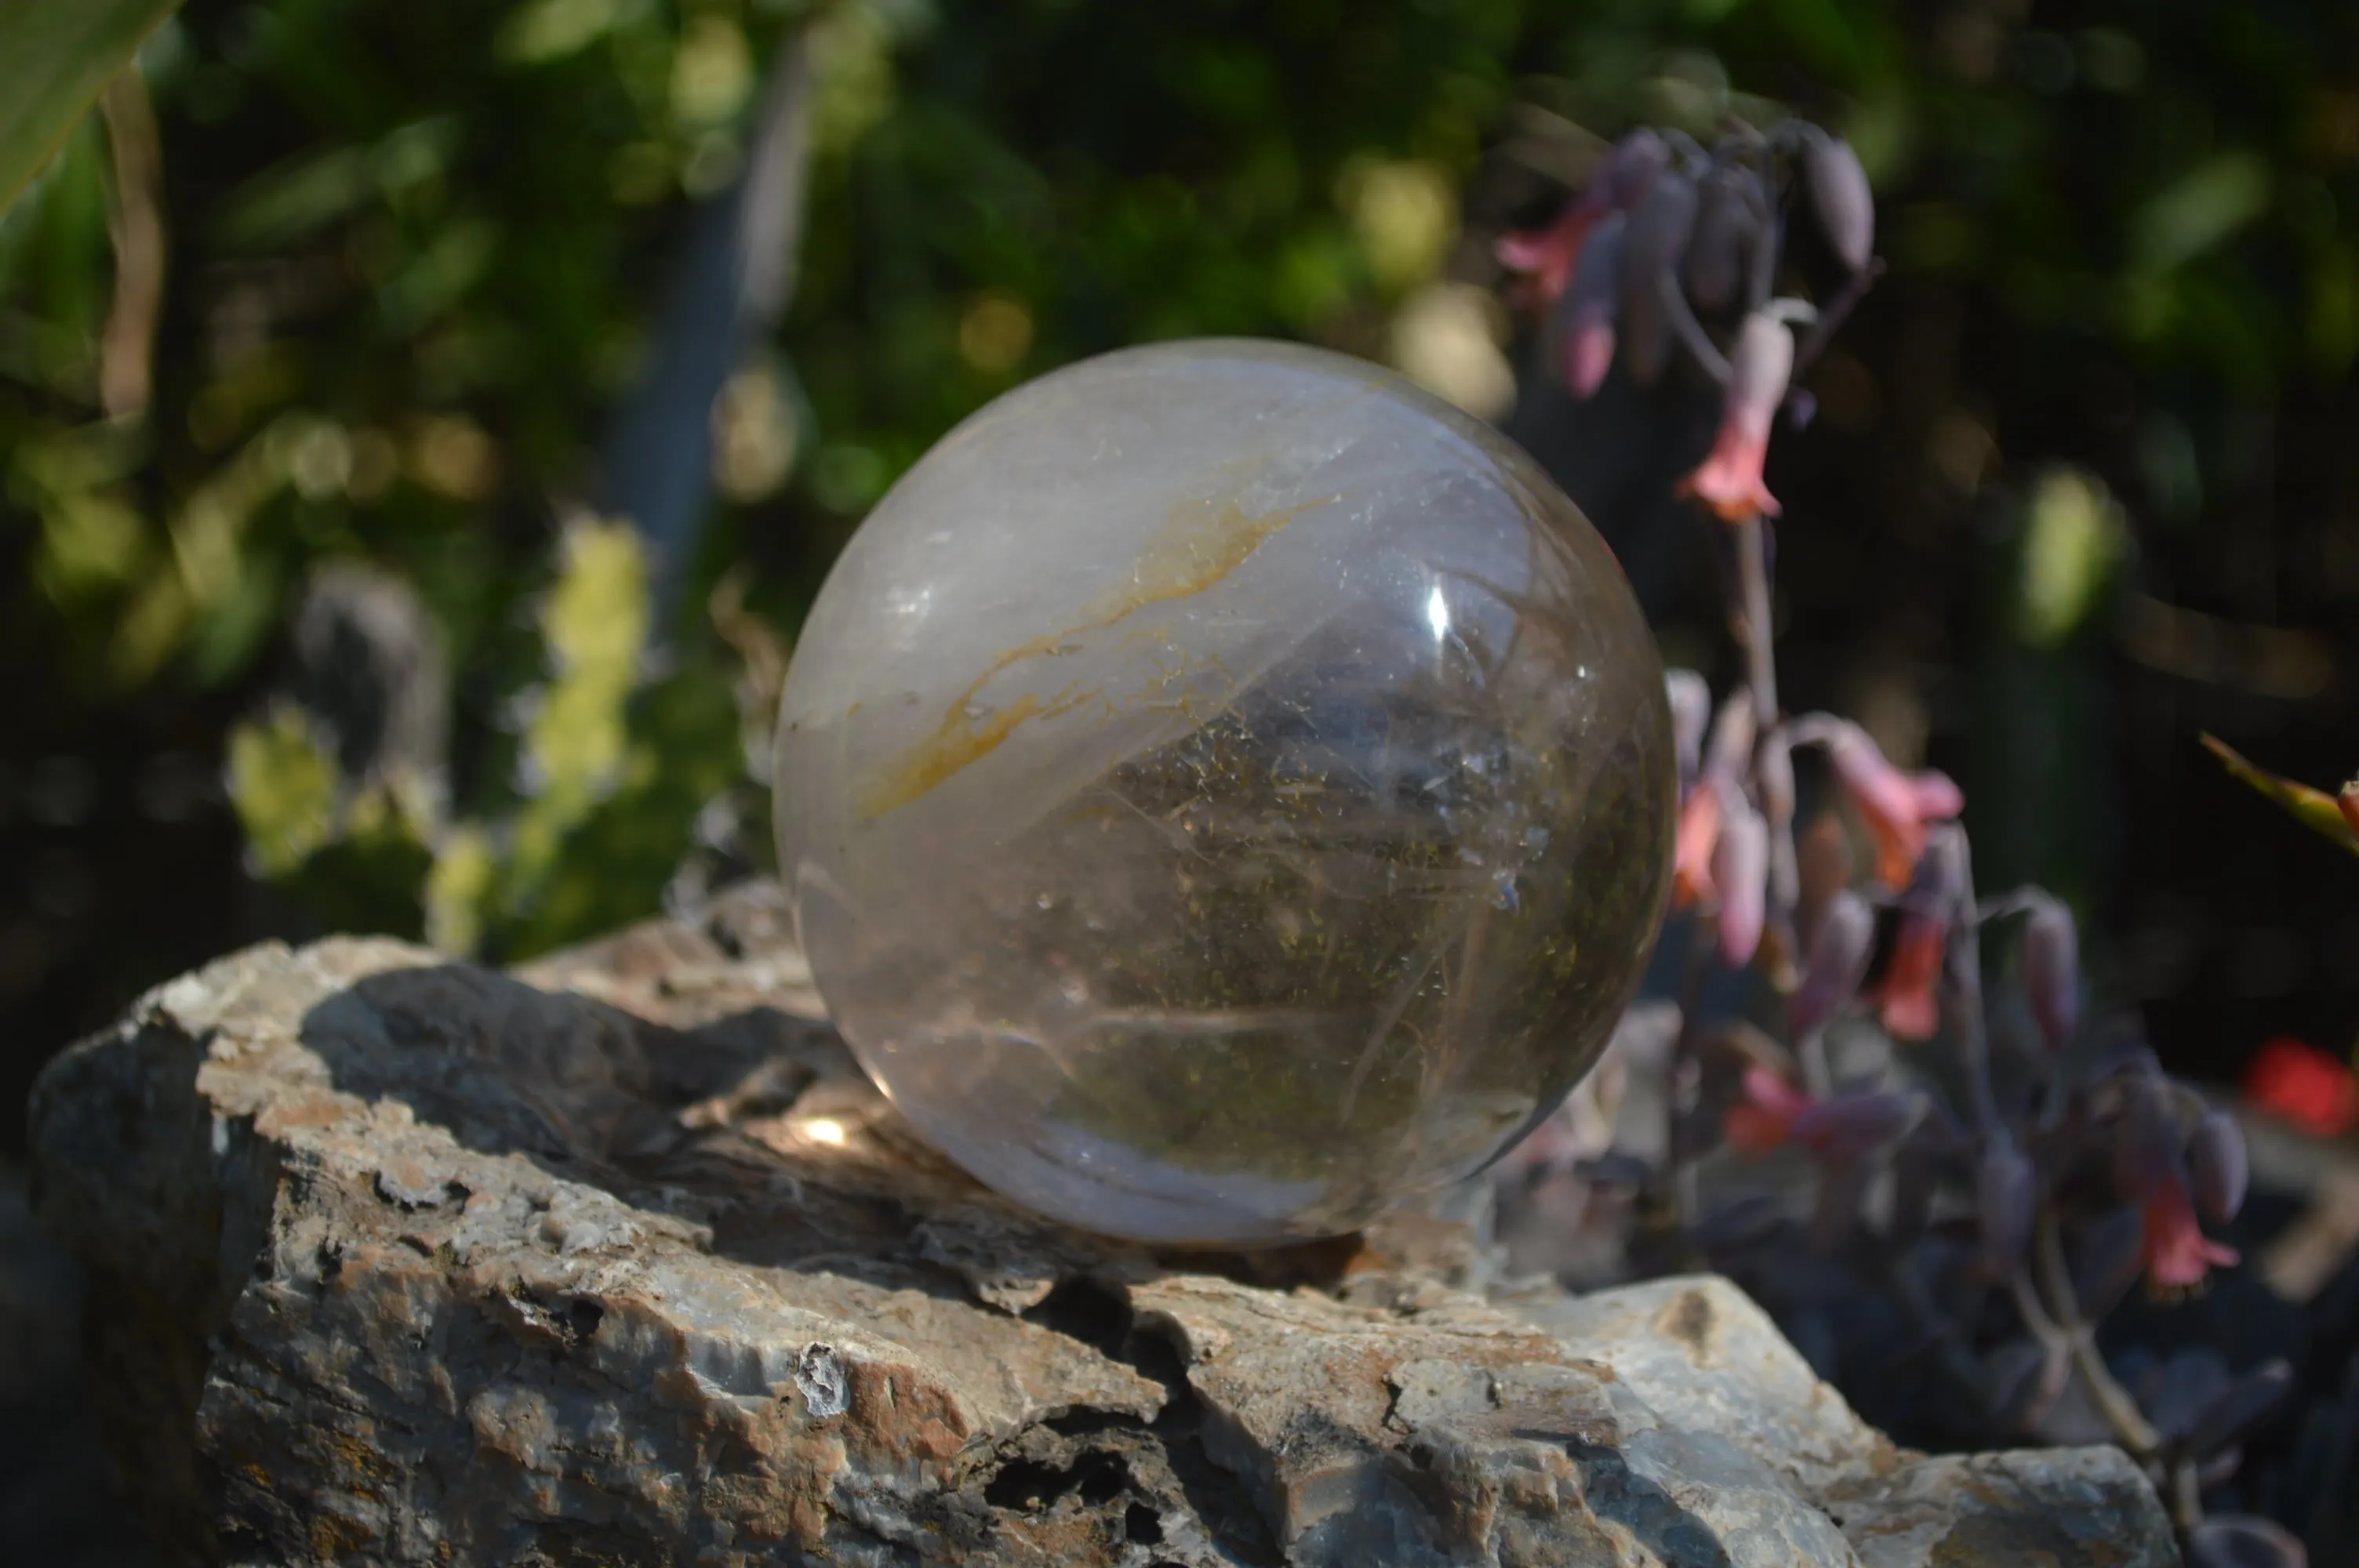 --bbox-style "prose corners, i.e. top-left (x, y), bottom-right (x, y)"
top-left (1672, 782), bottom-right (1723, 909)
top-left (1725, 1067), bottom-right (1811, 1154)
top-left (2140, 1170), bottom-right (2240, 1290)
top-left (1498, 205), bottom-right (1601, 314)
top-left (1816, 720), bottom-right (1965, 887)
top-left (1678, 310), bottom-right (1794, 523)
top-left (1498, 130), bottom-right (1669, 314)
